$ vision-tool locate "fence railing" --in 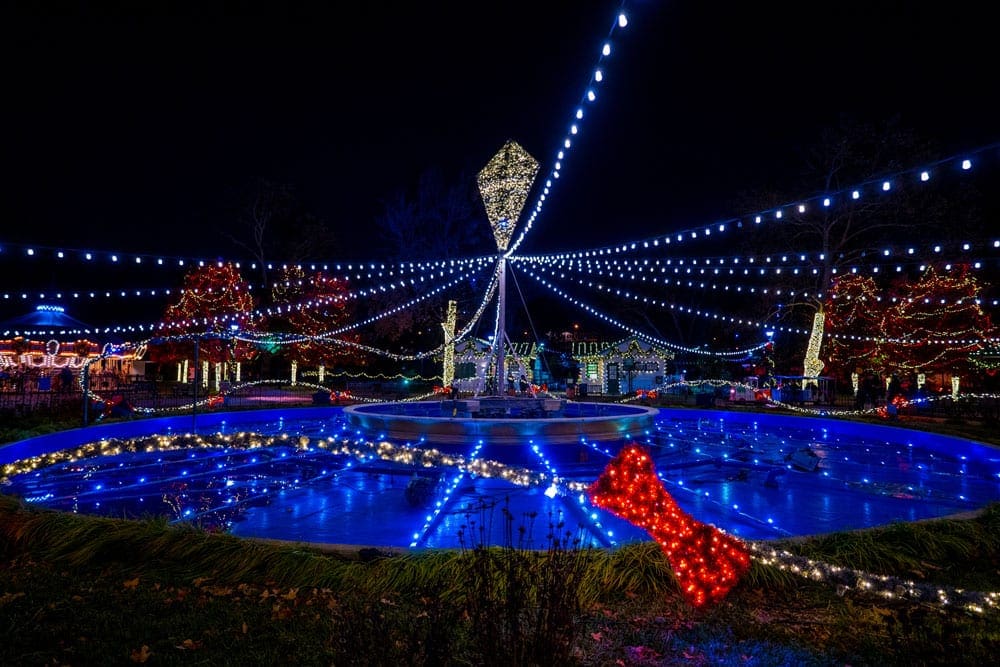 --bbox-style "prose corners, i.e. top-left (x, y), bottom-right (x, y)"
top-left (3, 378), bottom-right (998, 427)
